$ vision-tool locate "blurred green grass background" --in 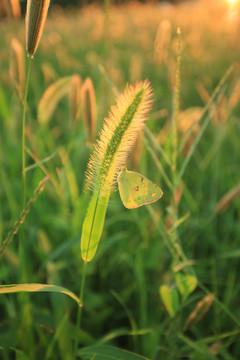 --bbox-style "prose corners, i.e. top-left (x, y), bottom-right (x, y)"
top-left (0, 1), bottom-right (240, 359)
